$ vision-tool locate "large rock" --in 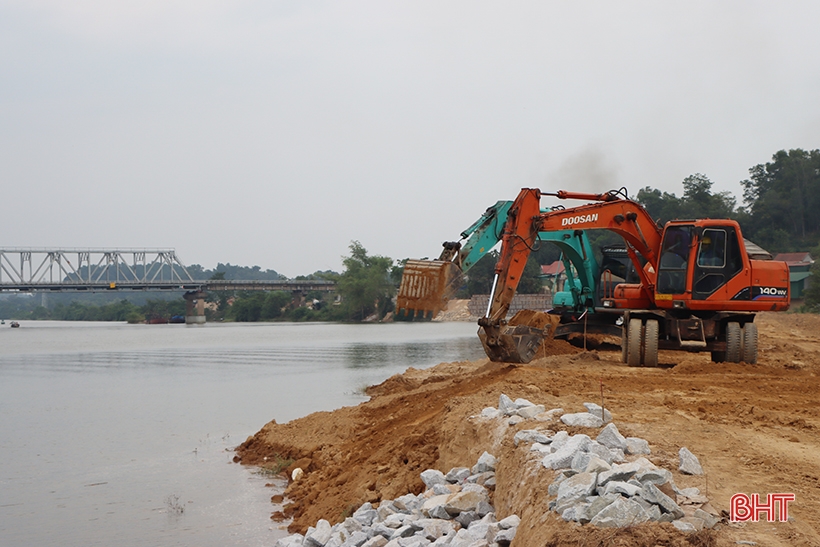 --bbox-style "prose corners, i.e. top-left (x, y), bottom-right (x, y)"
top-left (583, 402), bottom-right (612, 423)
top-left (471, 452), bottom-right (497, 474)
top-left (275, 534), bottom-right (306, 547)
top-left (429, 505), bottom-right (451, 520)
top-left (589, 497), bottom-right (650, 527)
top-left (625, 437), bottom-right (651, 455)
top-left (560, 412), bottom-right (604, 428)
top-left (341, 531), bottom-right (369, 547)
top-left (672, 520), bottom-right (697, 533)
top-left (693, 508), bottom-right (720, 529)
top-left (445, 467), bottom-right (471, 484)
top-left (495, 526), bottom-right (516, 546)
top-left (585, 456), bottom-right (611, 474)
top-left (421, 494), bottom-right (452, 517)
top-left (444, 490), bottom-right (489, 515)
top-left (678, 447), bottom-right (704, 475)
top-left (480, 407), bottom-right (502, 419)
top-left (514, 429), bottom-right (552, 446)
top-left (602, 480), bottom-right (642, 498)
top-left (596, 423), bottom-right (627, 452)
top-left (389, 524), bottom-right (418, 540)
top-left (570, 451), bottom-right (592, 472)
top-left (549, 430), bottom-right (570, 449)
top-left (393, 493), bottom-right (422, 513)
top-left (638, 483), bottom-right (685, 519)
top-left (414, 518), bottom-right (455, 540)
top-left (635, 467), bottom-right (672, 486)
top-left (585, 441), bottom-right (616, 464)
top-left (584, 494), bottom-right (618, 522)
top-left (541, 434), bottom-right (590, 469)
top-left (498, 394), bottom-right (518, 415)
top-left (420, 469), bottom-right (447, 489)
top-left (353, 503), bottom-right (378, 527)
top-left (555, 471), bottom-right (597, 512)
top-left (305, 519), bottom-right (333, 547)
top-left (517, 404), bottom-right (546, 419)
top-left (597, 458), bottom-right (655, 486)
top-left (497, 515), bottom-right (520, 529)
